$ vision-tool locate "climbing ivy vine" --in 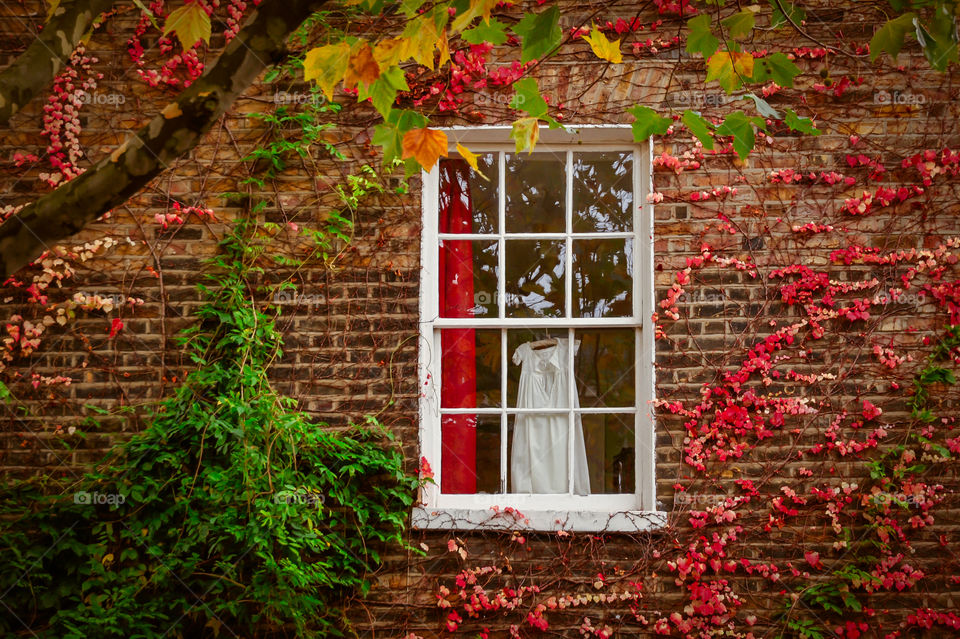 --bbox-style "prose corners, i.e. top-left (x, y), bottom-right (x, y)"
top-left (0, 220), bottom-right (420, 638)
